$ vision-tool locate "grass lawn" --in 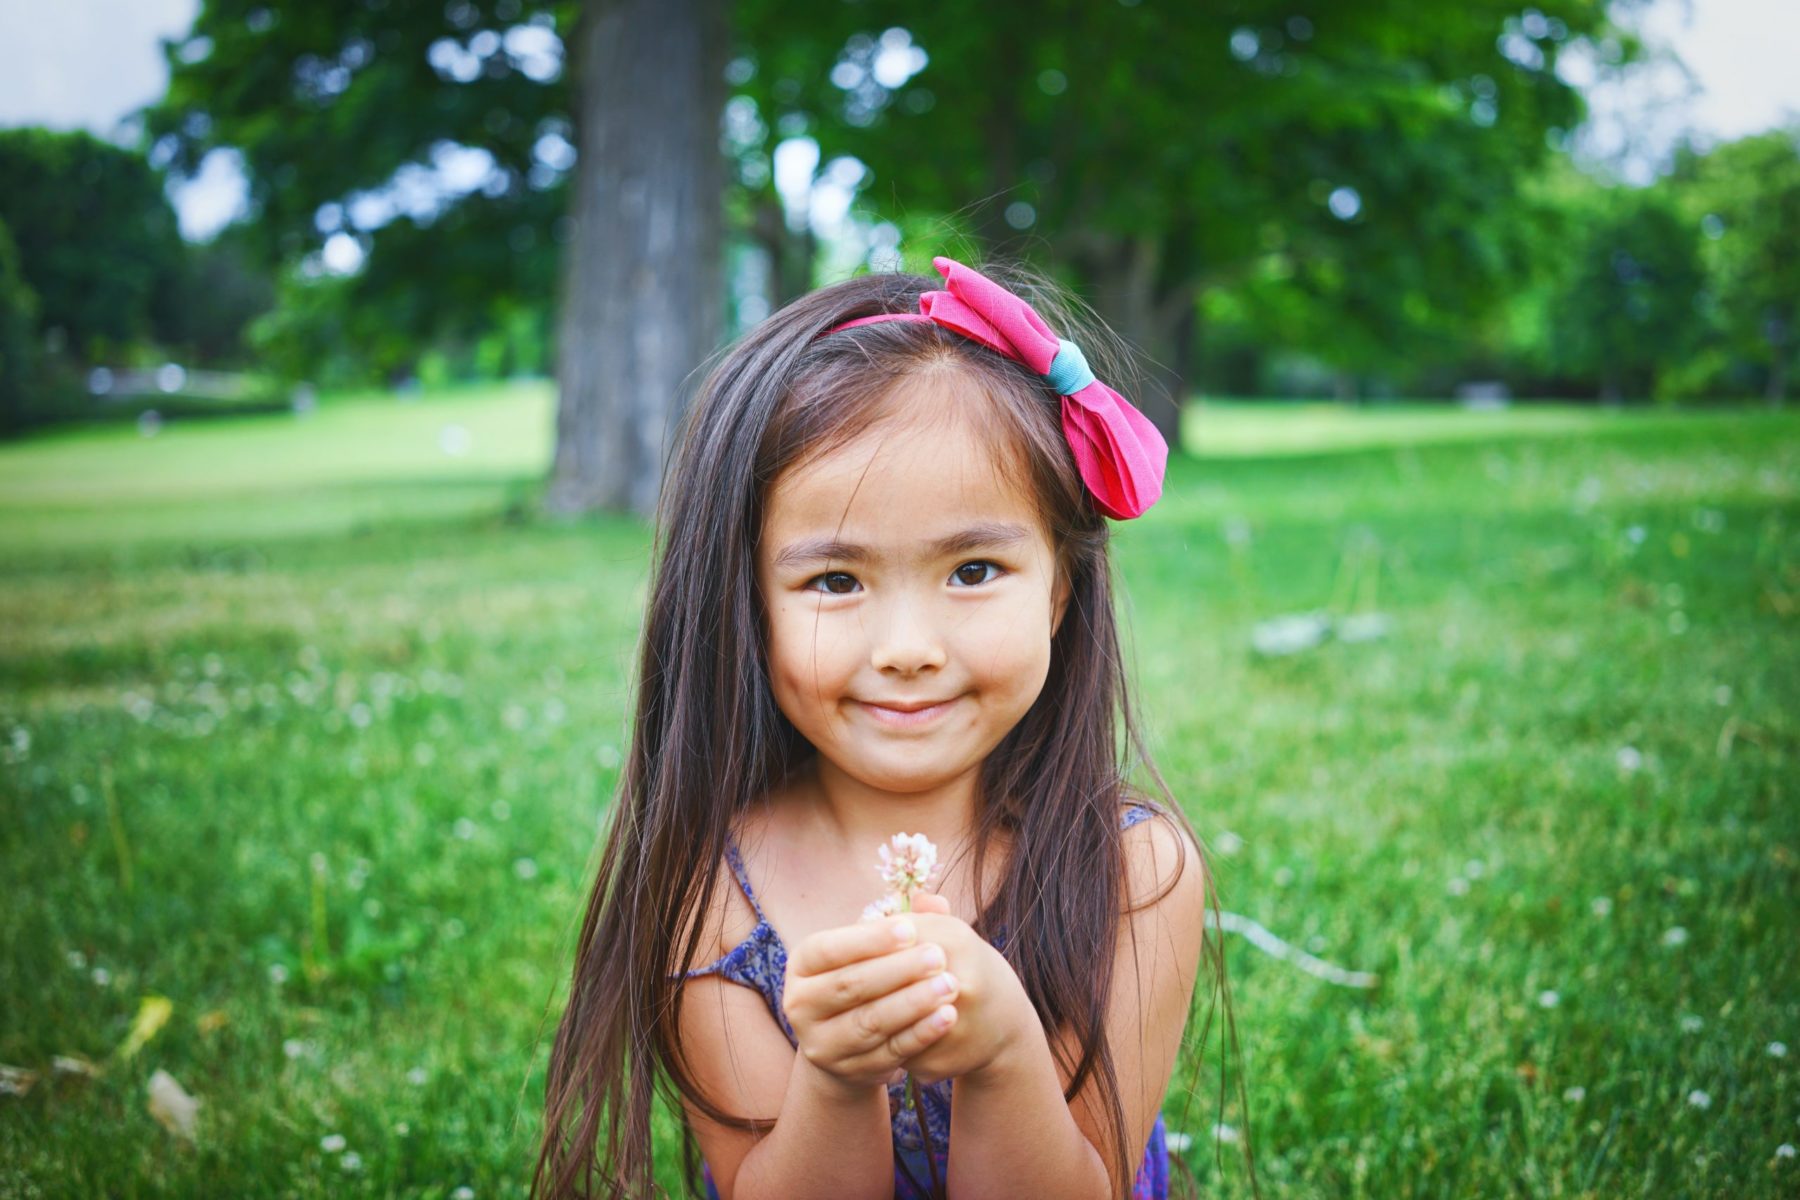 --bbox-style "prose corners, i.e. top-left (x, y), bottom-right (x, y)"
top-left (1, 384), bottom-right (1796, 1197)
